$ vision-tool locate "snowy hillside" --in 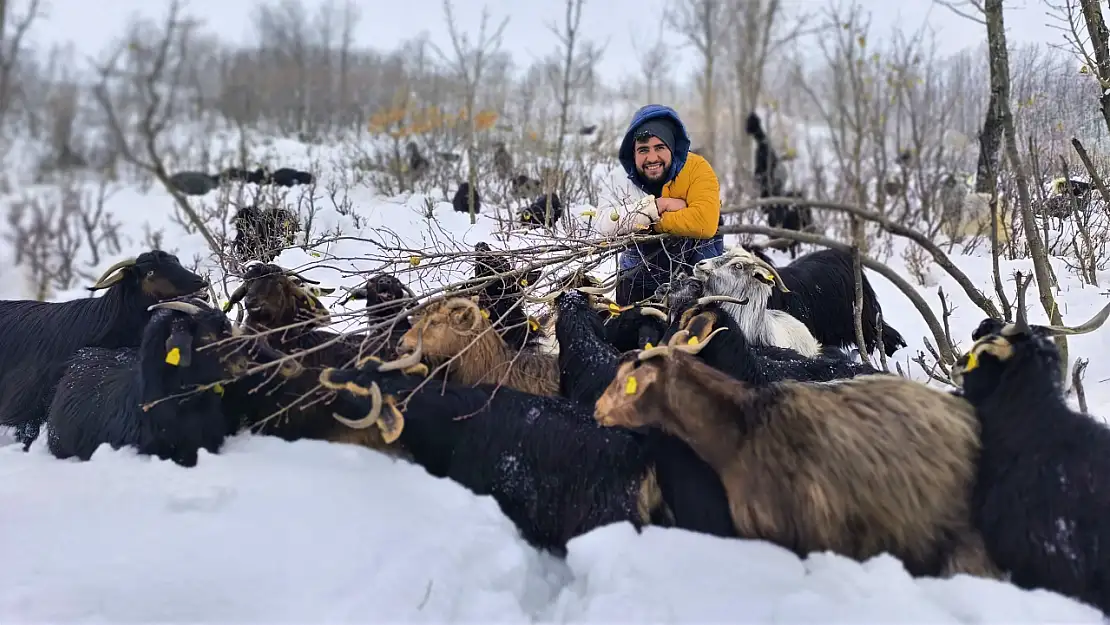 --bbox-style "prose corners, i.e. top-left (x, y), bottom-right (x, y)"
top-left (2, 129), bottom-right (1109, 622)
